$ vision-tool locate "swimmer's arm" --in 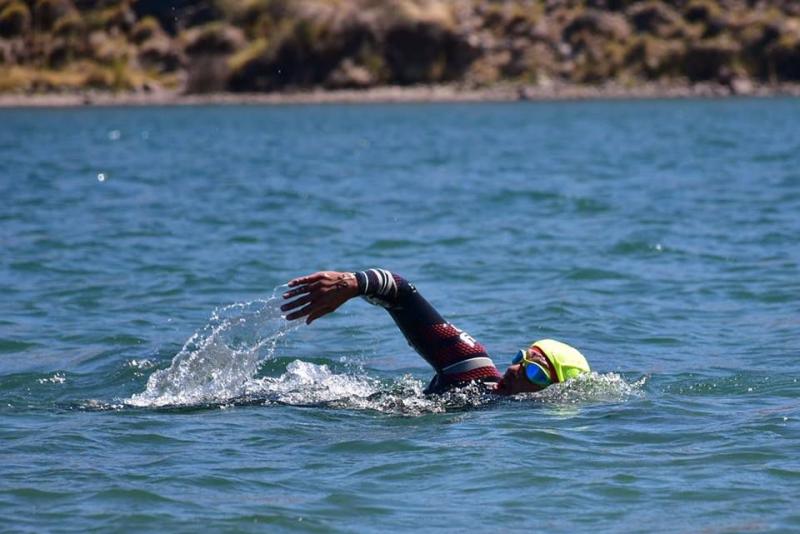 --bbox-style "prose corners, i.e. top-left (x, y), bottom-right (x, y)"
top-left (283, 269), bottom-right (500, 385)
top-left (281, 271), bottom-right (359, 324)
